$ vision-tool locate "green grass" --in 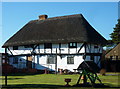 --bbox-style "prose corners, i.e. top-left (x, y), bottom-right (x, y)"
top-left (1, 73), bottom-right (120, 88)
